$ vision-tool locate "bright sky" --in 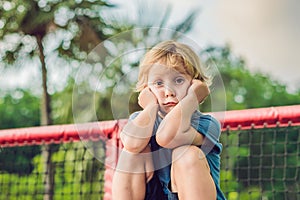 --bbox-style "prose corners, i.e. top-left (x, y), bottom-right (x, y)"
top-left (110, 0), bottom-right (300, 92)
